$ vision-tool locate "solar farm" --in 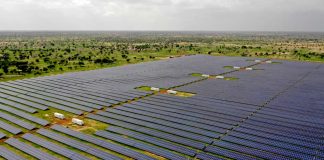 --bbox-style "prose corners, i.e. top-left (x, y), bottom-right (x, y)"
top-left (0, 55), bottom-right (323, 160)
